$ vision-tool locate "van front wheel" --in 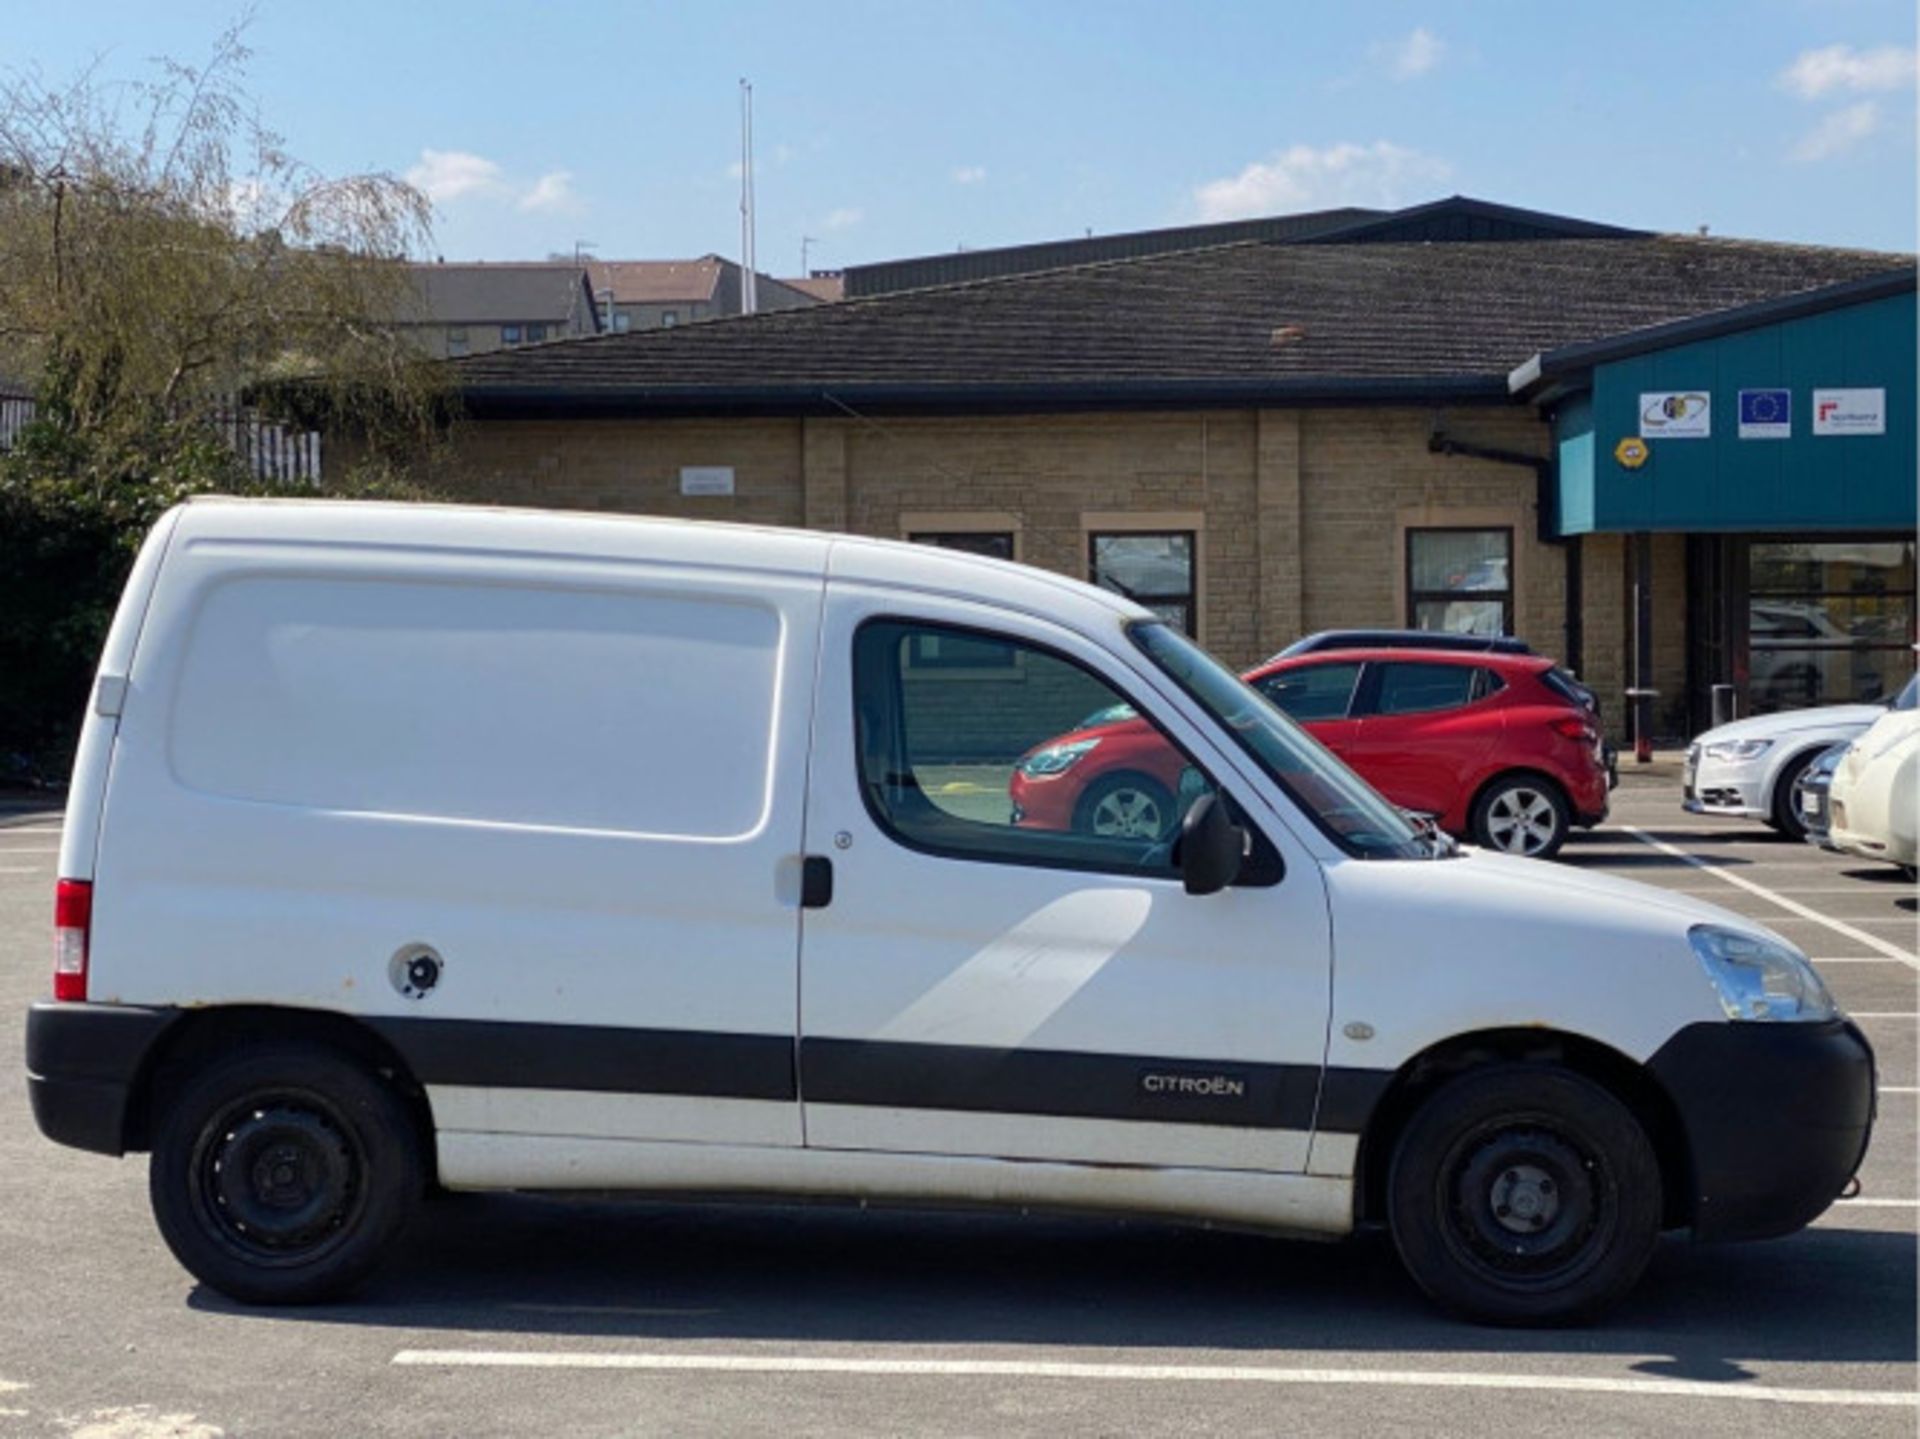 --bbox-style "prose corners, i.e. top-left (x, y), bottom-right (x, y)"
top-left (149, 1045), bottom-right (423, 1304)
top-left (1386, 1064), bottom-right (1661, 1326)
